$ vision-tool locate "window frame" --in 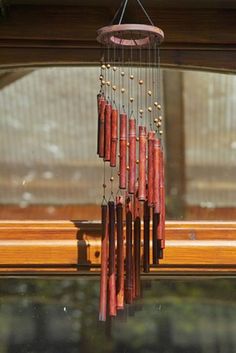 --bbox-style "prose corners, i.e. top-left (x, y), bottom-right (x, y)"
top-left (0, 3), bottom-right (235, 276)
